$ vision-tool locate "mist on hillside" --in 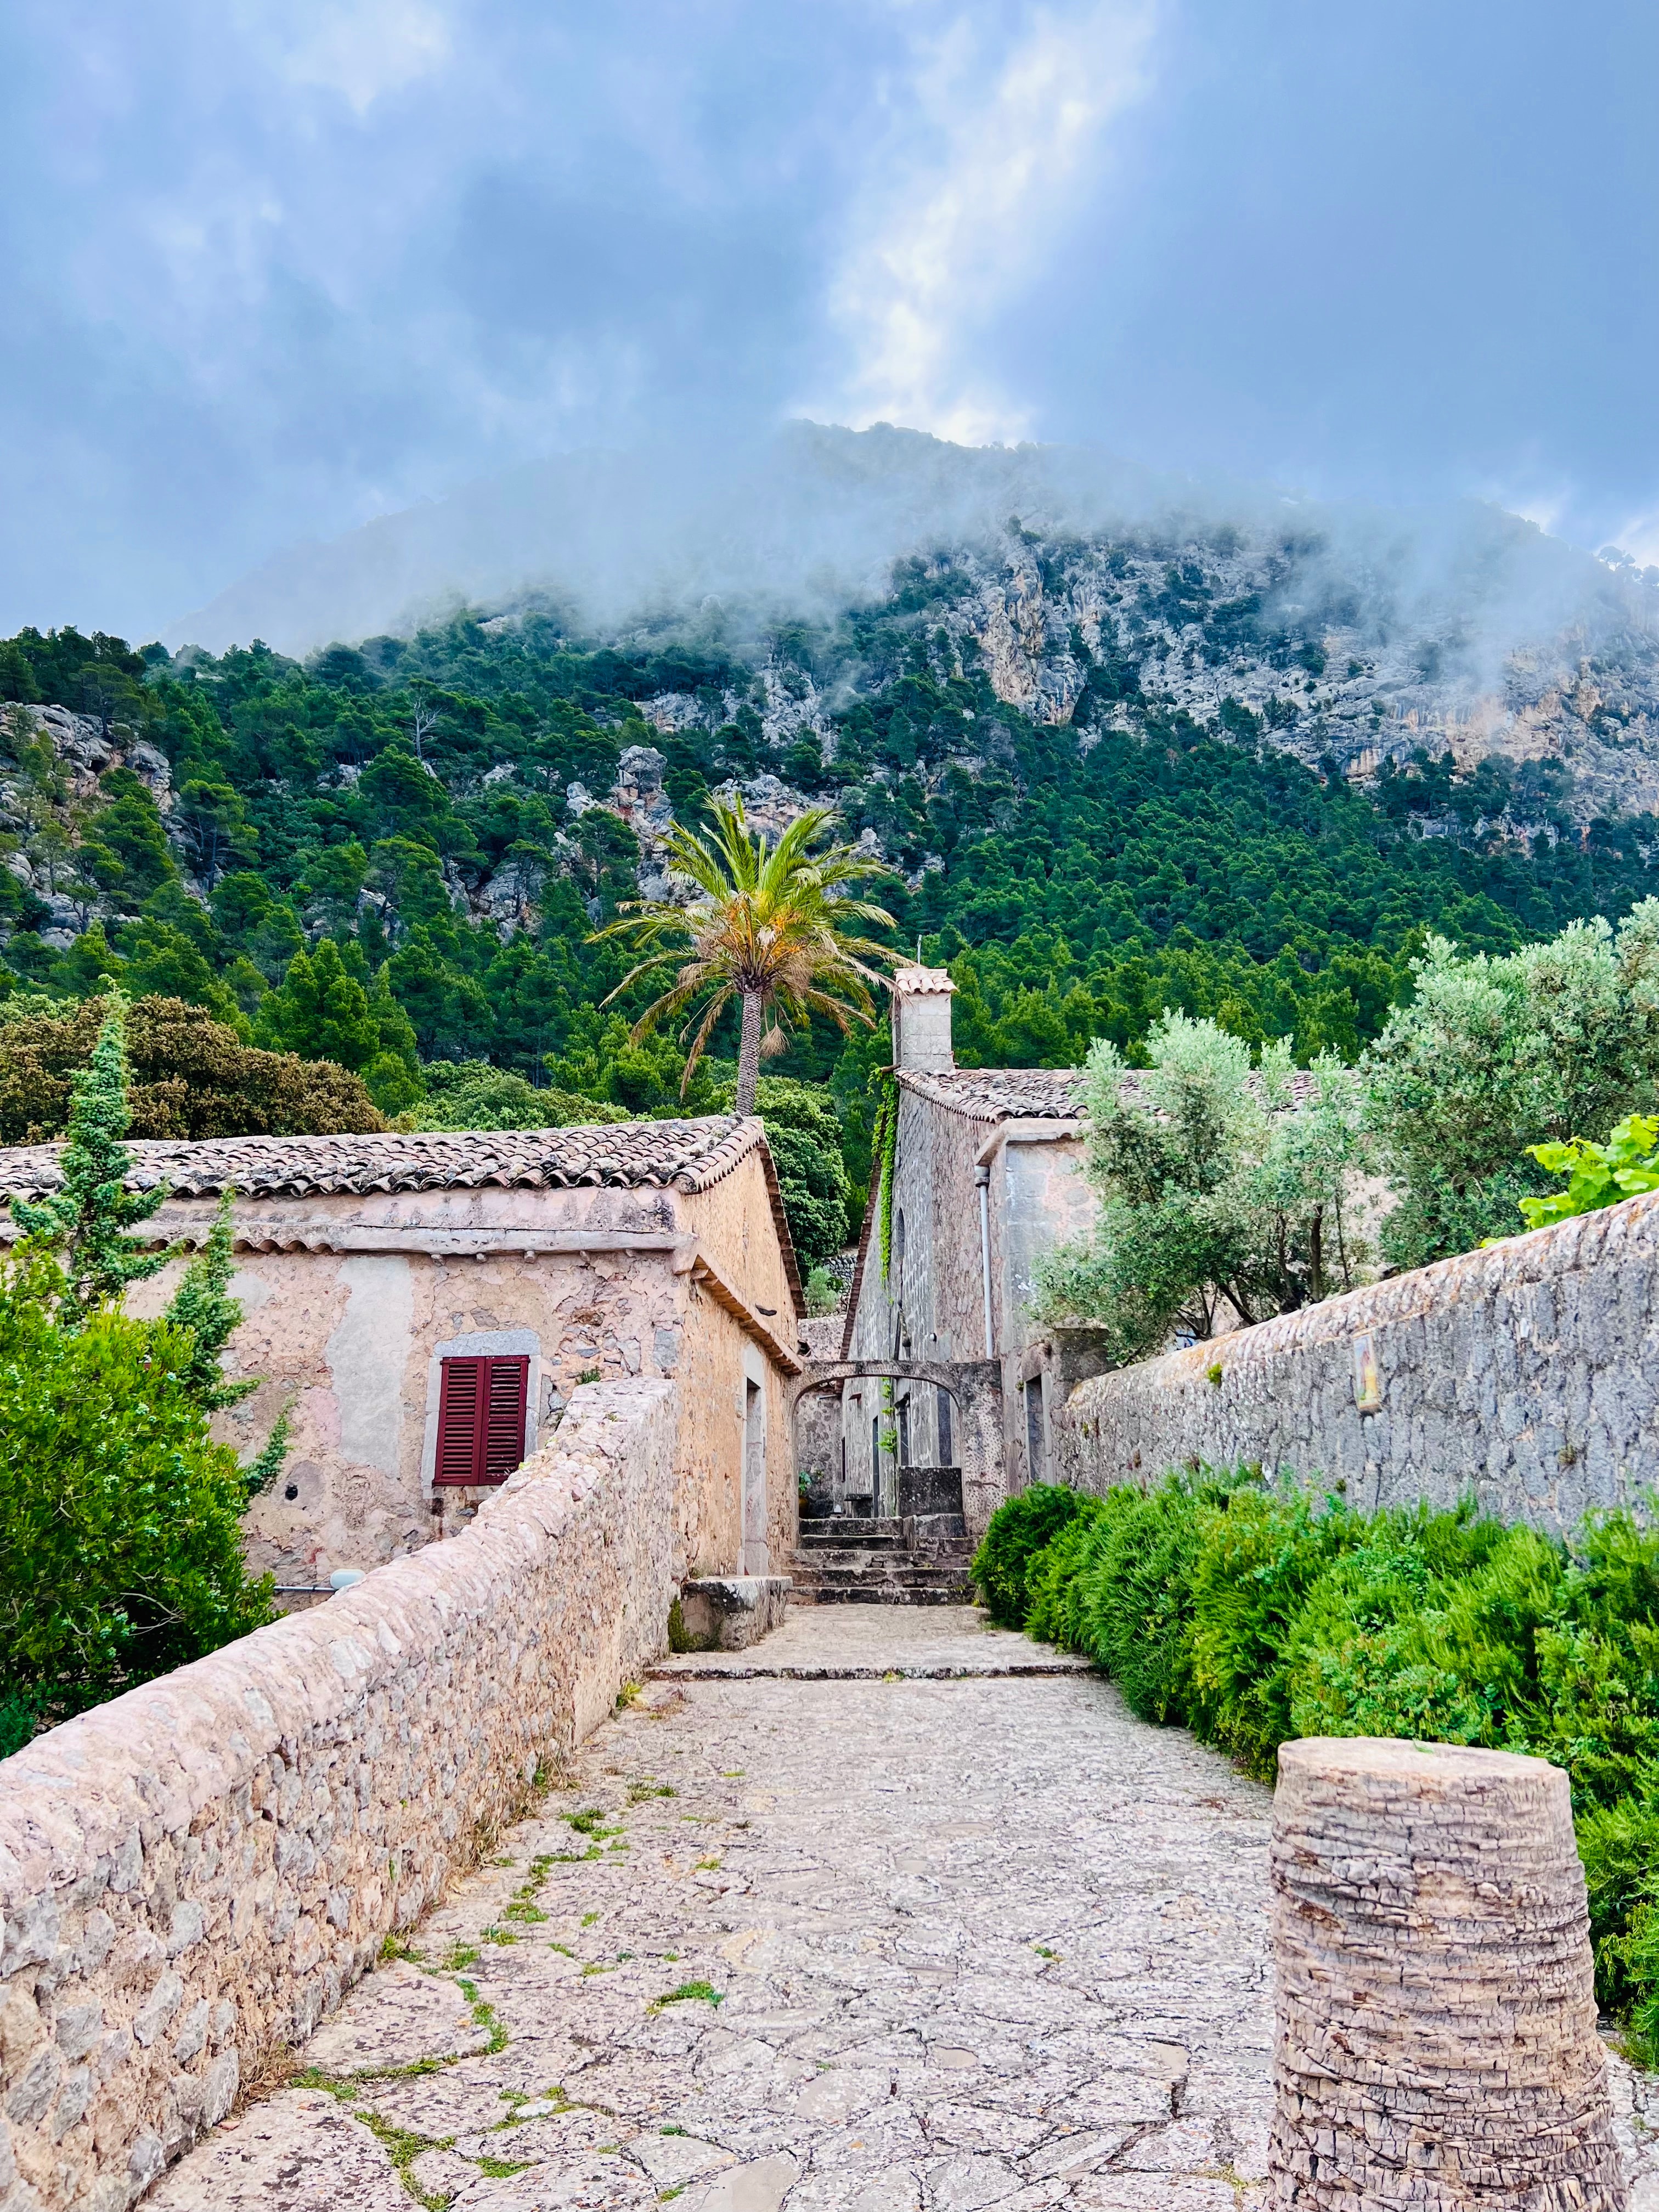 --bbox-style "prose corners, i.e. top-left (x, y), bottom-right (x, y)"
top-left (167, 423), bottom-right (1656, 702)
